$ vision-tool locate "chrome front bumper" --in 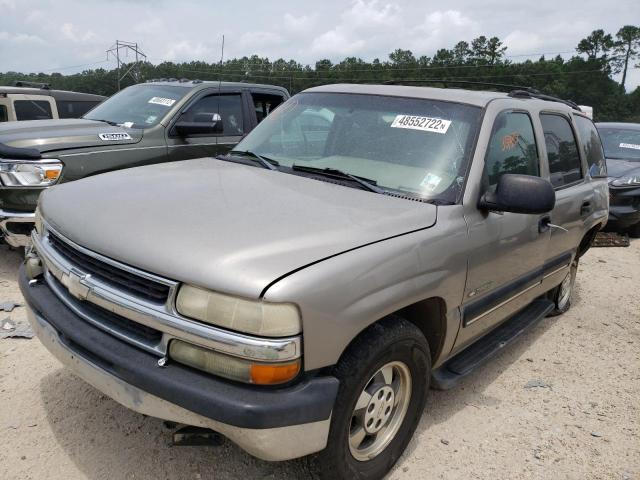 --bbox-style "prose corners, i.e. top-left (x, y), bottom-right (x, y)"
top-left (26, 307), bottom-right (331, 461)
top-left (0, 209), bottom-right (34, 247)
